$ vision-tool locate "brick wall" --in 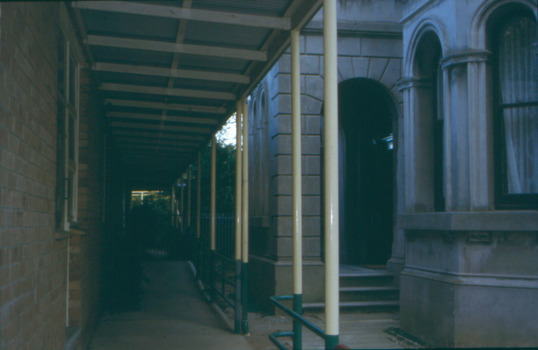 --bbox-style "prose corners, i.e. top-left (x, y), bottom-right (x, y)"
top-left (67, 67), bottom-right (106, 350)
top-left (0, 3), bottom-right (112, 350)
top-left (0, 3), bottom-right (67, 350)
